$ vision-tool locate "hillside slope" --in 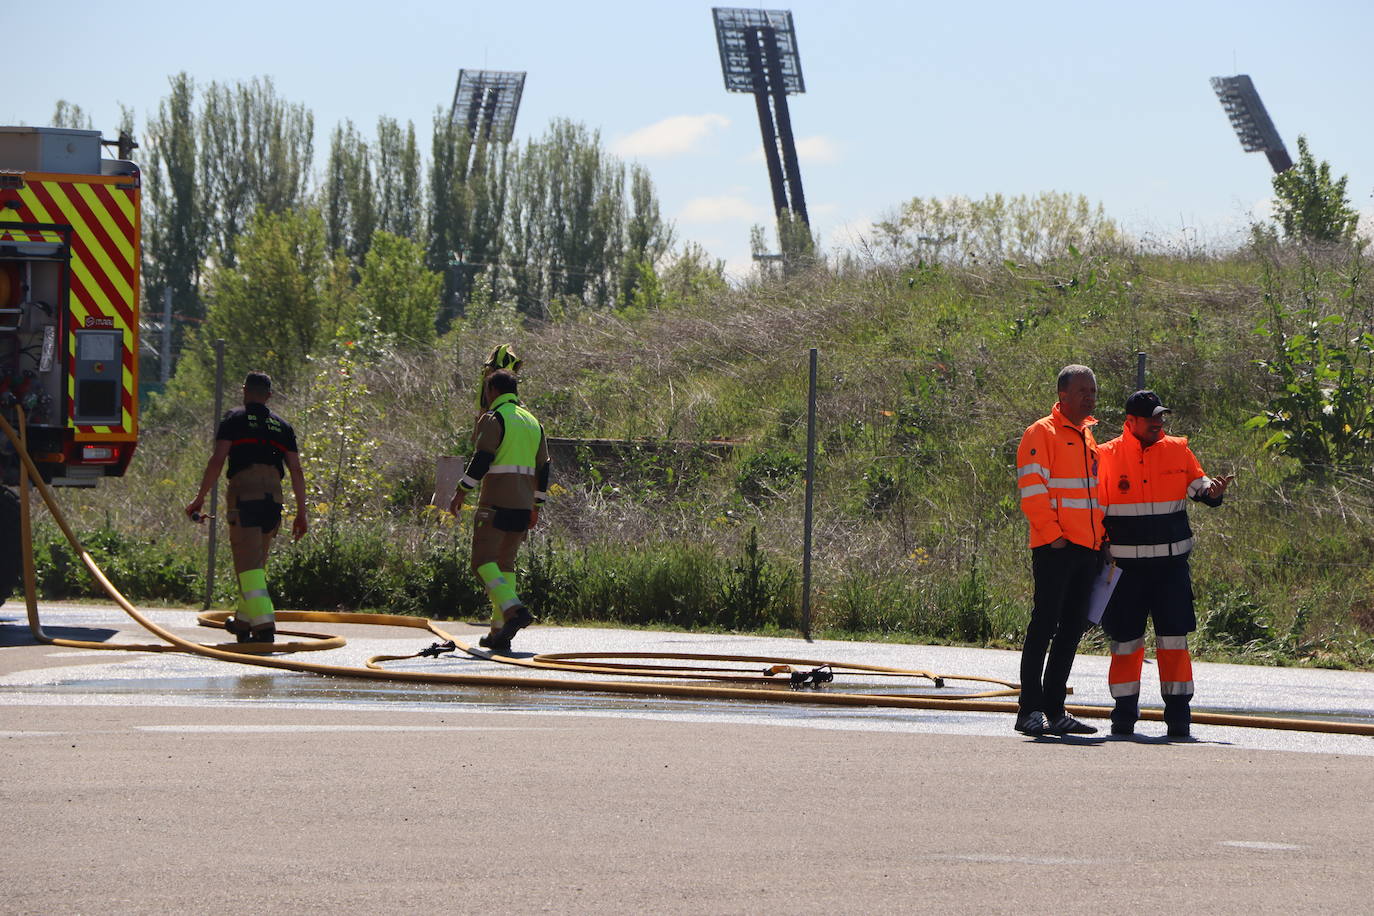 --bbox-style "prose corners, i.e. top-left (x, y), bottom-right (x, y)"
top-left (36, 243), bottom-right (1374, 667)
